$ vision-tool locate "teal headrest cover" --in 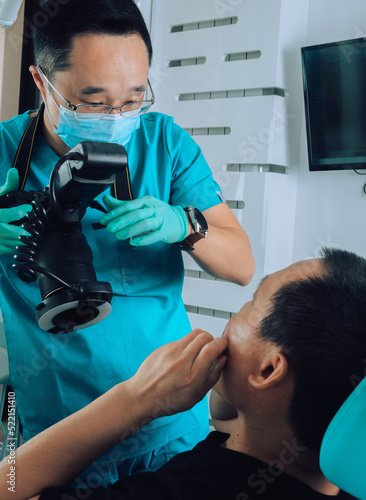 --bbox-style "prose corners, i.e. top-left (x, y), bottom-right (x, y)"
top-left (320, 376), bottom-right (366, 499)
